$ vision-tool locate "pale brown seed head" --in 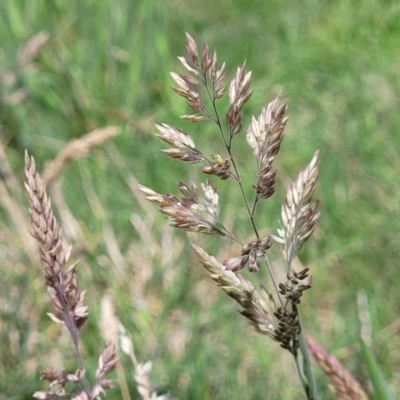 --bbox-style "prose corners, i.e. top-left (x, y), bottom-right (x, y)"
top-left (184, 32), bottom-right (198, 64)
top-left (42, 126), bottom-right (120, 185)
top-left (306, 337), bottom-right (368, 400)
top-left (155, 123), bottom-right (196, 149)
top-left (25, 152), bottom-right (88, 329)
top-left (193, 245), bottom-right (281, 339)
top-left (225, 63), bottom-right (253, 136)
top-left (246, 93), bottom-right (287, 199)
top-left (274, 151), bottom-right (320, 267)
